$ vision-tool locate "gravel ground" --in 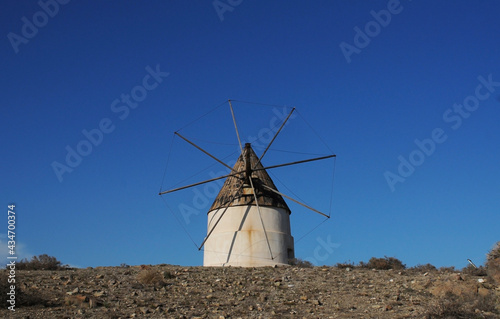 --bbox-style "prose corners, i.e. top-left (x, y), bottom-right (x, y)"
top-left (1, 264), bottom-right (499, 318)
